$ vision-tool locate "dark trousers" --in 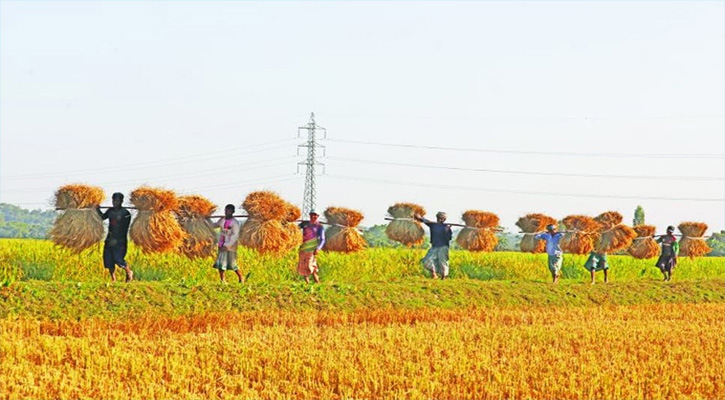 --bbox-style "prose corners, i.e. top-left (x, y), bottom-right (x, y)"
top-left (103, 242), bottom-right (128, 272)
